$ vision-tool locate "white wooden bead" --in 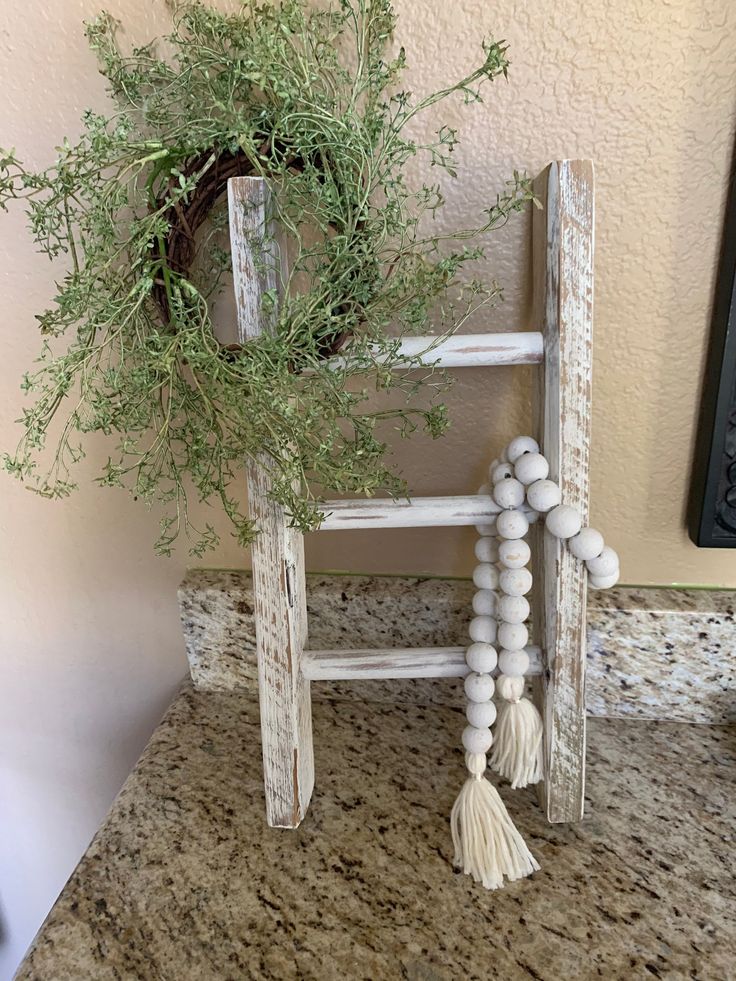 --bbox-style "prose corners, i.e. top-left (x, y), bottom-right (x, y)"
top-left (546, 504), bottom-right (582, 539)
top-left (468, 615), bottom-right (497, 644)
top-left (472, 563), bottom-right (499, 590)
top-left (496, 674), bottom-right (524, 701)
top-left (499, 567), bottom-right (533, 597)
top-left (465, 642), bottom-right (498, 673)
top-left (589, 569), bottom-right (620, 589)
top-left (464, 672), bottom-right (495, 703)
top-left (493, 477), bottom-right (525, 510)
top-left (488, 458), bottom-right (500, 473)
top-left (466, 700), bottom-right (497, 729)
top-left (569, 526), bottom-right (604, 561)
top-left (497, 621), bottom-right (528, 651)
top-left (498, 648), bottom-right (530, 677)
top-left (462, 725), bottom-right (493, 755)
top-left (586, 546), bottom-right (619, 578)
top-left (506, 435), bottom-right (540, 463)
top-left (498, 594), bottom-right (530, 624)
top-left (495, 509), bottom-right (529, 540)
top-left (490, 462), bottom-right (514, 484)
top-left (526, 479), bottom-right (561, 513)
top-left (477, 481), bottom-right (492, 496)
top-left (472, 589), bottom-right (497, 616)
top-left (513, 451), bottom-right (549, 485)
top-left (474, 520), bottom-right (497, 536)
top-left (474, 537), bottom-right (499, 563)
top-left (498, 539), bottom-right (531, 569)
